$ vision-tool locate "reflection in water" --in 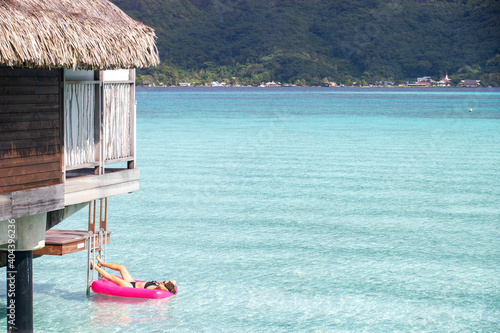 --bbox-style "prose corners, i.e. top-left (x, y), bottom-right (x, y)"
top-left (89, 293), bottom-right (177, 329)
